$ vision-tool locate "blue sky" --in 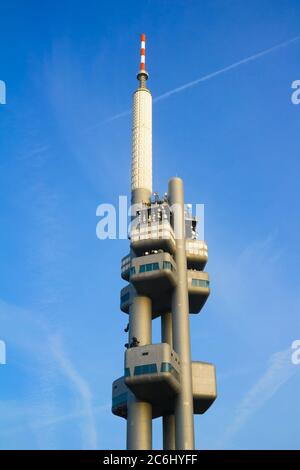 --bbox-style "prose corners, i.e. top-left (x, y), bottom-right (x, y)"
top-left (0, 0), bottom-right (300, 449)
